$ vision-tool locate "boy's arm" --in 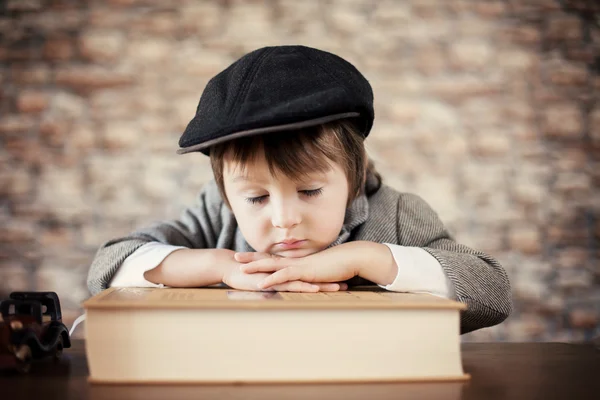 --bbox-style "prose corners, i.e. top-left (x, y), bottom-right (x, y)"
top-left (87, 180), bottom-right (230, 295)
top-left (396, 193), bottom-right (513, 334)
top-left (377, 244), bottom-right (453, 298)
top-left (109, 242), bottom-right (184, 288)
